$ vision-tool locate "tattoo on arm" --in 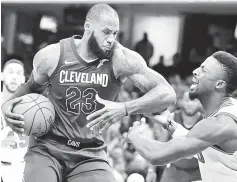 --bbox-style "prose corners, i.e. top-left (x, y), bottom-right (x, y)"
top-left (123, 56), bottom-right (157, 92)
top-left (117, 47), bottom-right (176, 114)
top-left (33, 43), bottom-right (60, 77)
top-left (129, 74), bottom-right (150, 92)
top-left (33, 50), bottom-right (49, 75)
top-left (36, 57), bottom-right (48, 75)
